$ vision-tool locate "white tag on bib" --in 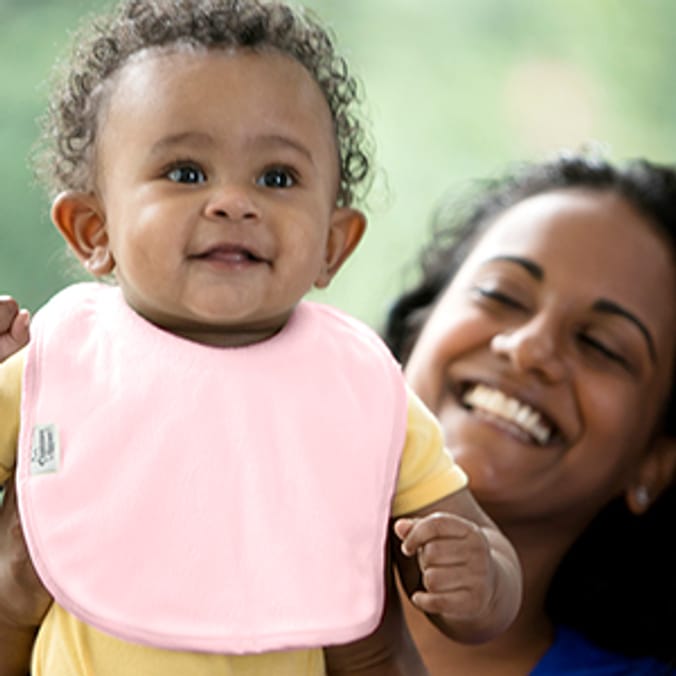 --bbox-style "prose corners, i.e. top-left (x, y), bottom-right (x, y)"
top-left (31, 424), bottom-right (60, 475)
